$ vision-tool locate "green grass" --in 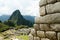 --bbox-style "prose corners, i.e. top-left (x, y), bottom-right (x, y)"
top-left (4, 39), bottom-right (10, 40)
top-left (16, 35), bottom-right (29, 40)
top-left (4, 35), bottom-right (29, 40)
